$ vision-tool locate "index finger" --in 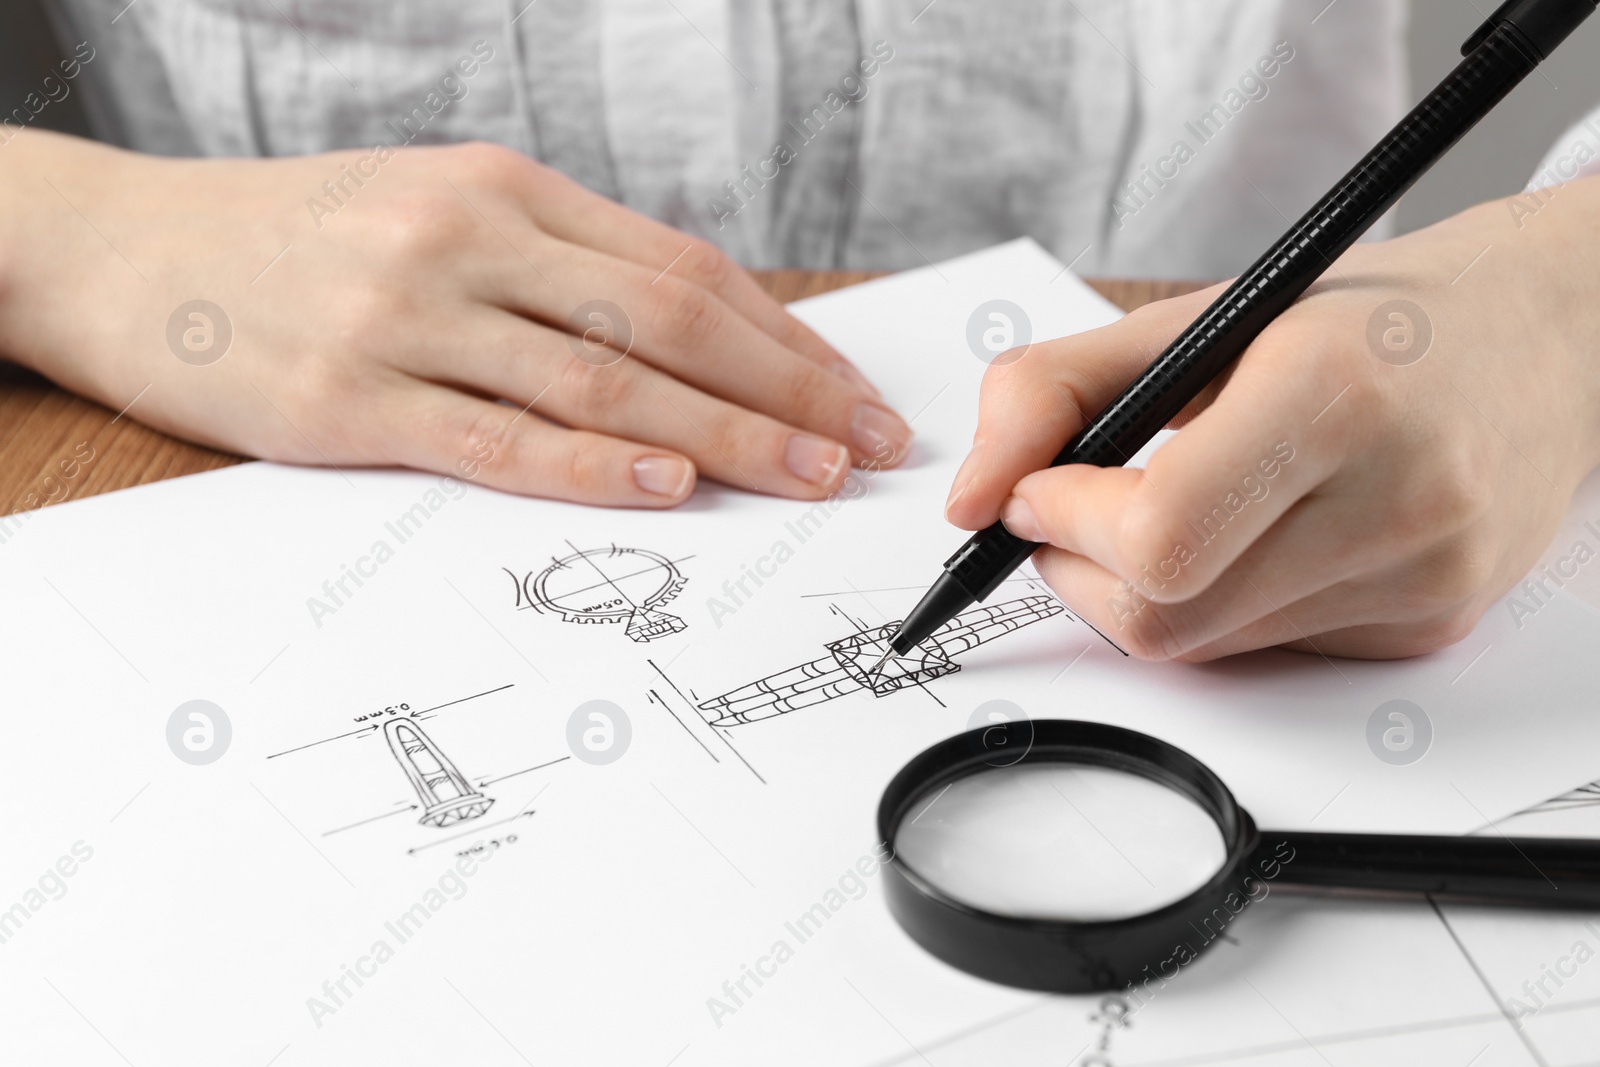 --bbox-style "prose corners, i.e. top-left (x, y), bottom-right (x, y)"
top-left (946, 285), bottom-right (1222, 529)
